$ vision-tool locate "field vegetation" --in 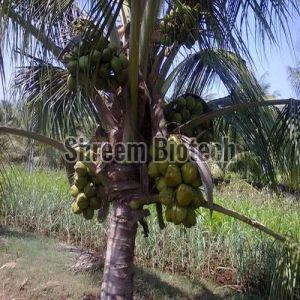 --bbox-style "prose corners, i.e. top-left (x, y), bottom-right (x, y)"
top-left (1, 166), bottom-right (298, 298)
